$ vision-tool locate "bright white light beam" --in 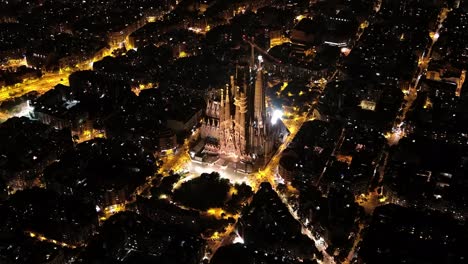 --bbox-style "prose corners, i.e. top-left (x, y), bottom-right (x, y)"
top-left (271, 109), bottom-right (283, 125)
top-left (233, 230), bottom-right (244, 244)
